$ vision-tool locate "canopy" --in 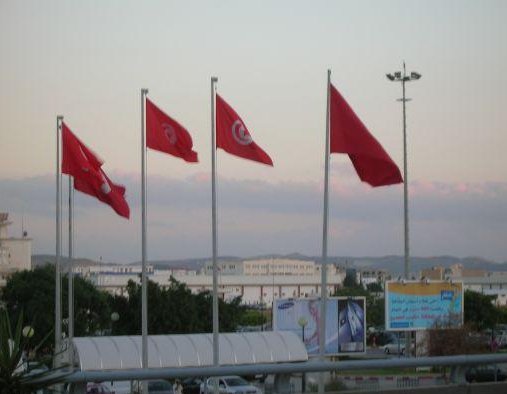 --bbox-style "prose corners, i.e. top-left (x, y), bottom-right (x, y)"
top-left (70, 331), bottom-right (308, 371)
